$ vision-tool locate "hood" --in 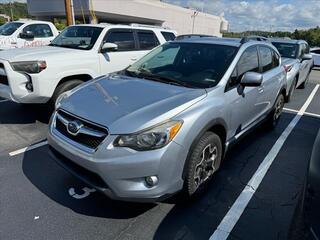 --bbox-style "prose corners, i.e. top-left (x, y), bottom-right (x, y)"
top-left (0, 46), bottom-right (78, 61)
top-left (60, 74), bottom-right (207, 134)
top-left (281, 57), bottom-right (298, 66)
